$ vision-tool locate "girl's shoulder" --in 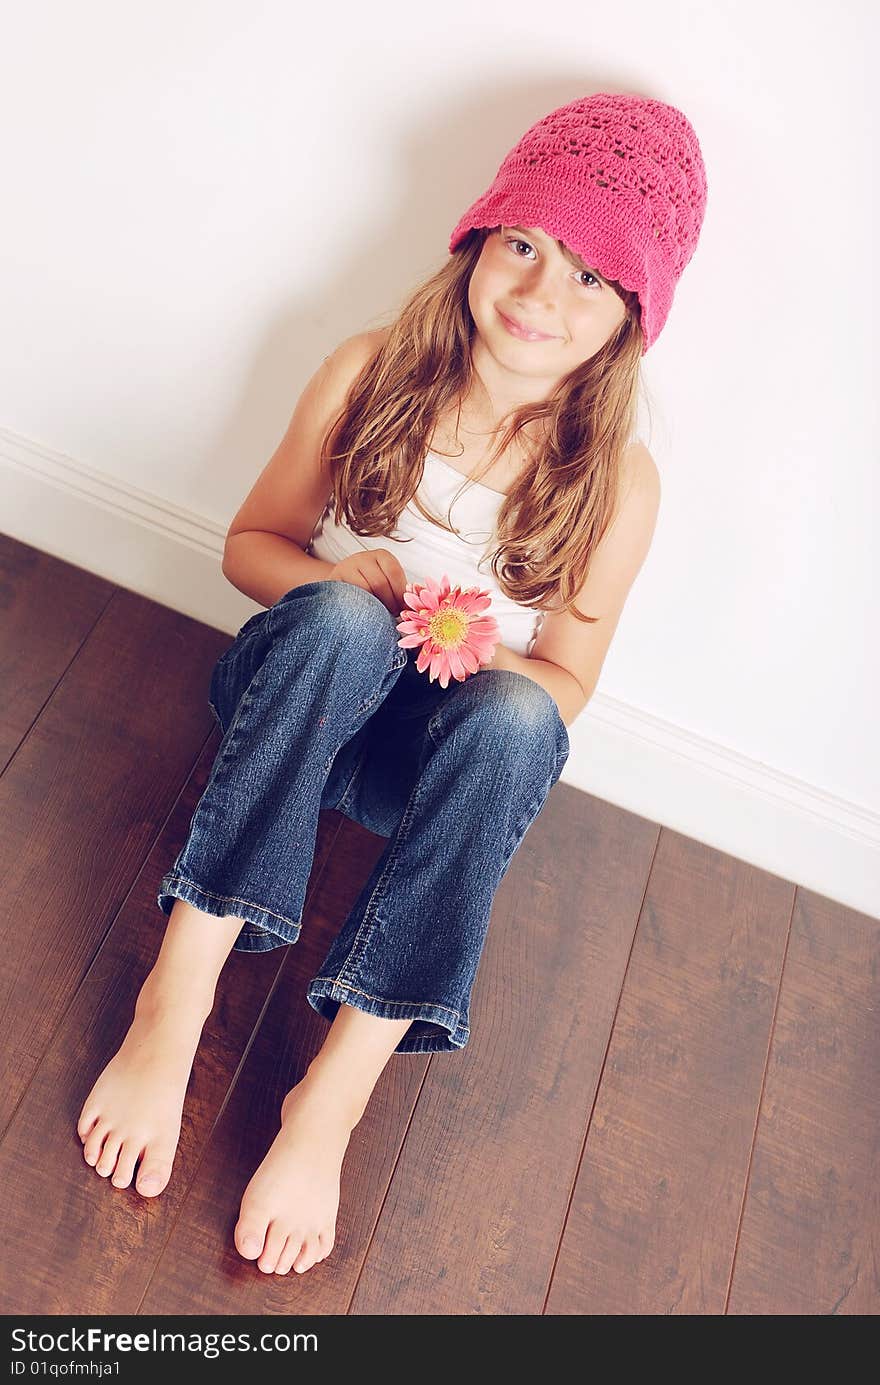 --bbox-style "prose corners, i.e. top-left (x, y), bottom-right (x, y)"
top-left (349, 323), bottom-right (392, 361)
top-left (325, 325), bottom-right (389, 380)
top-left (619, 439), bottom-right (660, 503)
top-left (604, 438), bottom-right (661, 547)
